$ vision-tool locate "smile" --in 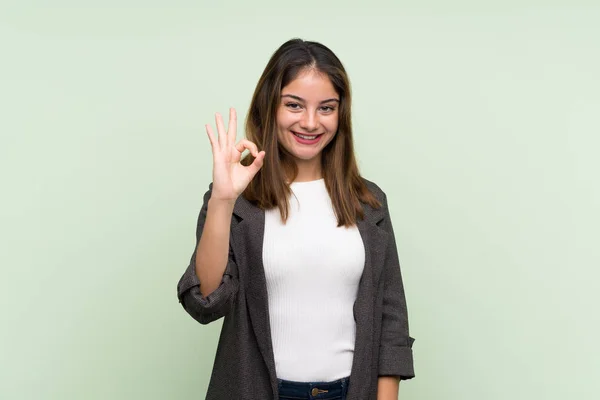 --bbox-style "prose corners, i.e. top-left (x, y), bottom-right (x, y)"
top-left (290, 131), bottom-right (324, 145)
top-left (292, 131), bottom-right (322, 140)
